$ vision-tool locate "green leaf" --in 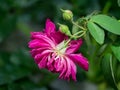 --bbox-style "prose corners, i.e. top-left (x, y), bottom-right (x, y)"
top-left (111, 45), bottom-right (120, 62)
top-left (90, 15), bottom-right (120, 35)
top-left (118, 0), bottom-right (120, 7)
top-left (87, 21), bottom-right (105, 44)
top-left (101, 53), bottom-right (118, 89)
